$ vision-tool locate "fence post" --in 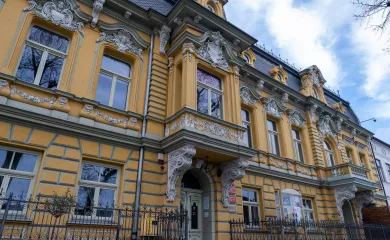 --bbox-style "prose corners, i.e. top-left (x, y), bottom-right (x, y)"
top-left (115, 208), bottom-right (122, 240)
top-left (294, 220), bottom-right (299, 240)
top-left (381, 225), bottom-right (387, 240)
top-left (184, 211), bottom-right (188, 240)
top-left (229, 220), bottom-right (232, 240)
top-left (269, 218), bottom-right (272, 240)
top-left (0, 196), bottom-right (12, 238)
